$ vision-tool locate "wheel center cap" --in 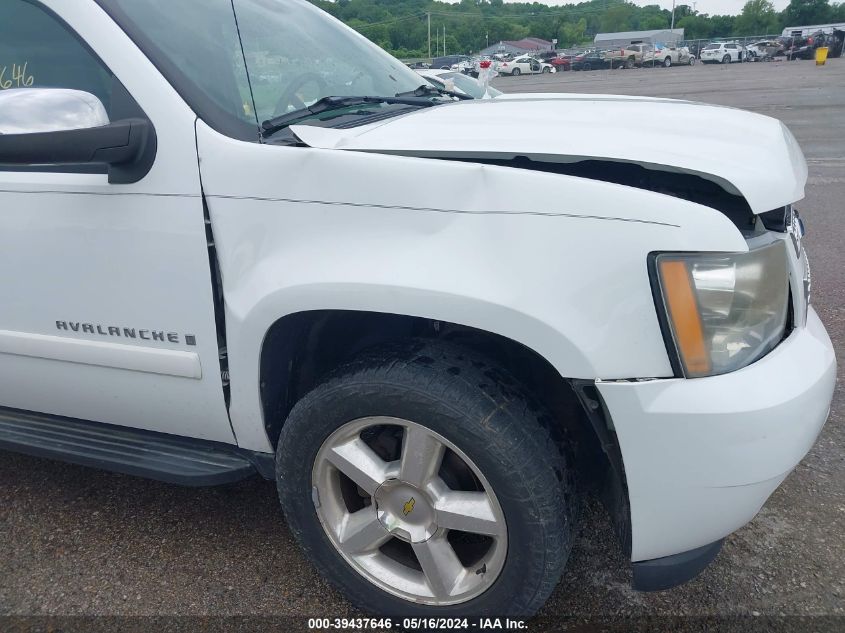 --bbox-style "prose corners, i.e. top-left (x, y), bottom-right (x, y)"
top-left (374, 479), bottom-right (437, 543)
